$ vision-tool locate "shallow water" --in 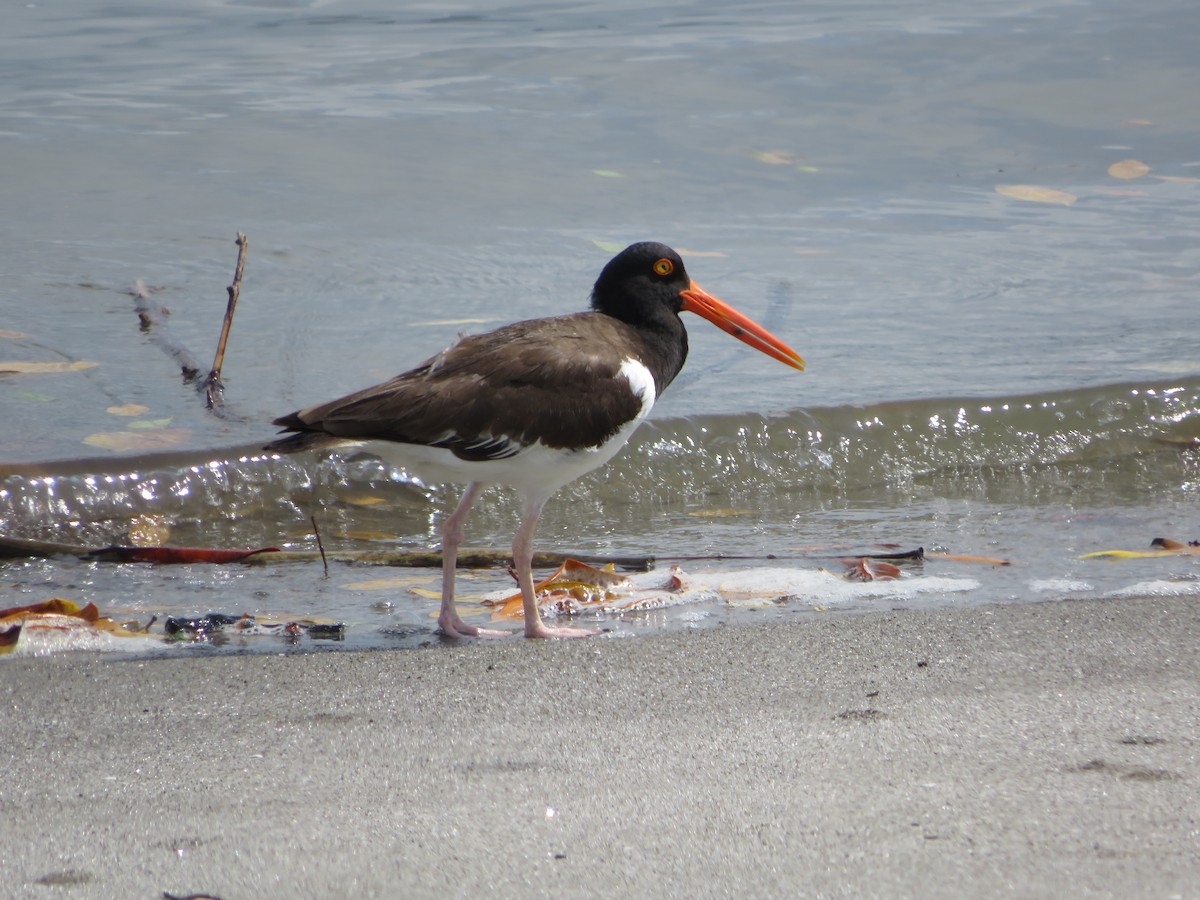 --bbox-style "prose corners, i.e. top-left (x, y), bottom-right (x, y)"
top-left (2, 0), bottom-right (1198, 653)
